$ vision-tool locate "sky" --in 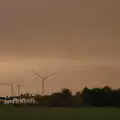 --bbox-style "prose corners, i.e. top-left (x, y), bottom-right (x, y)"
top-left (0, 0), bottom-right (120, 96)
